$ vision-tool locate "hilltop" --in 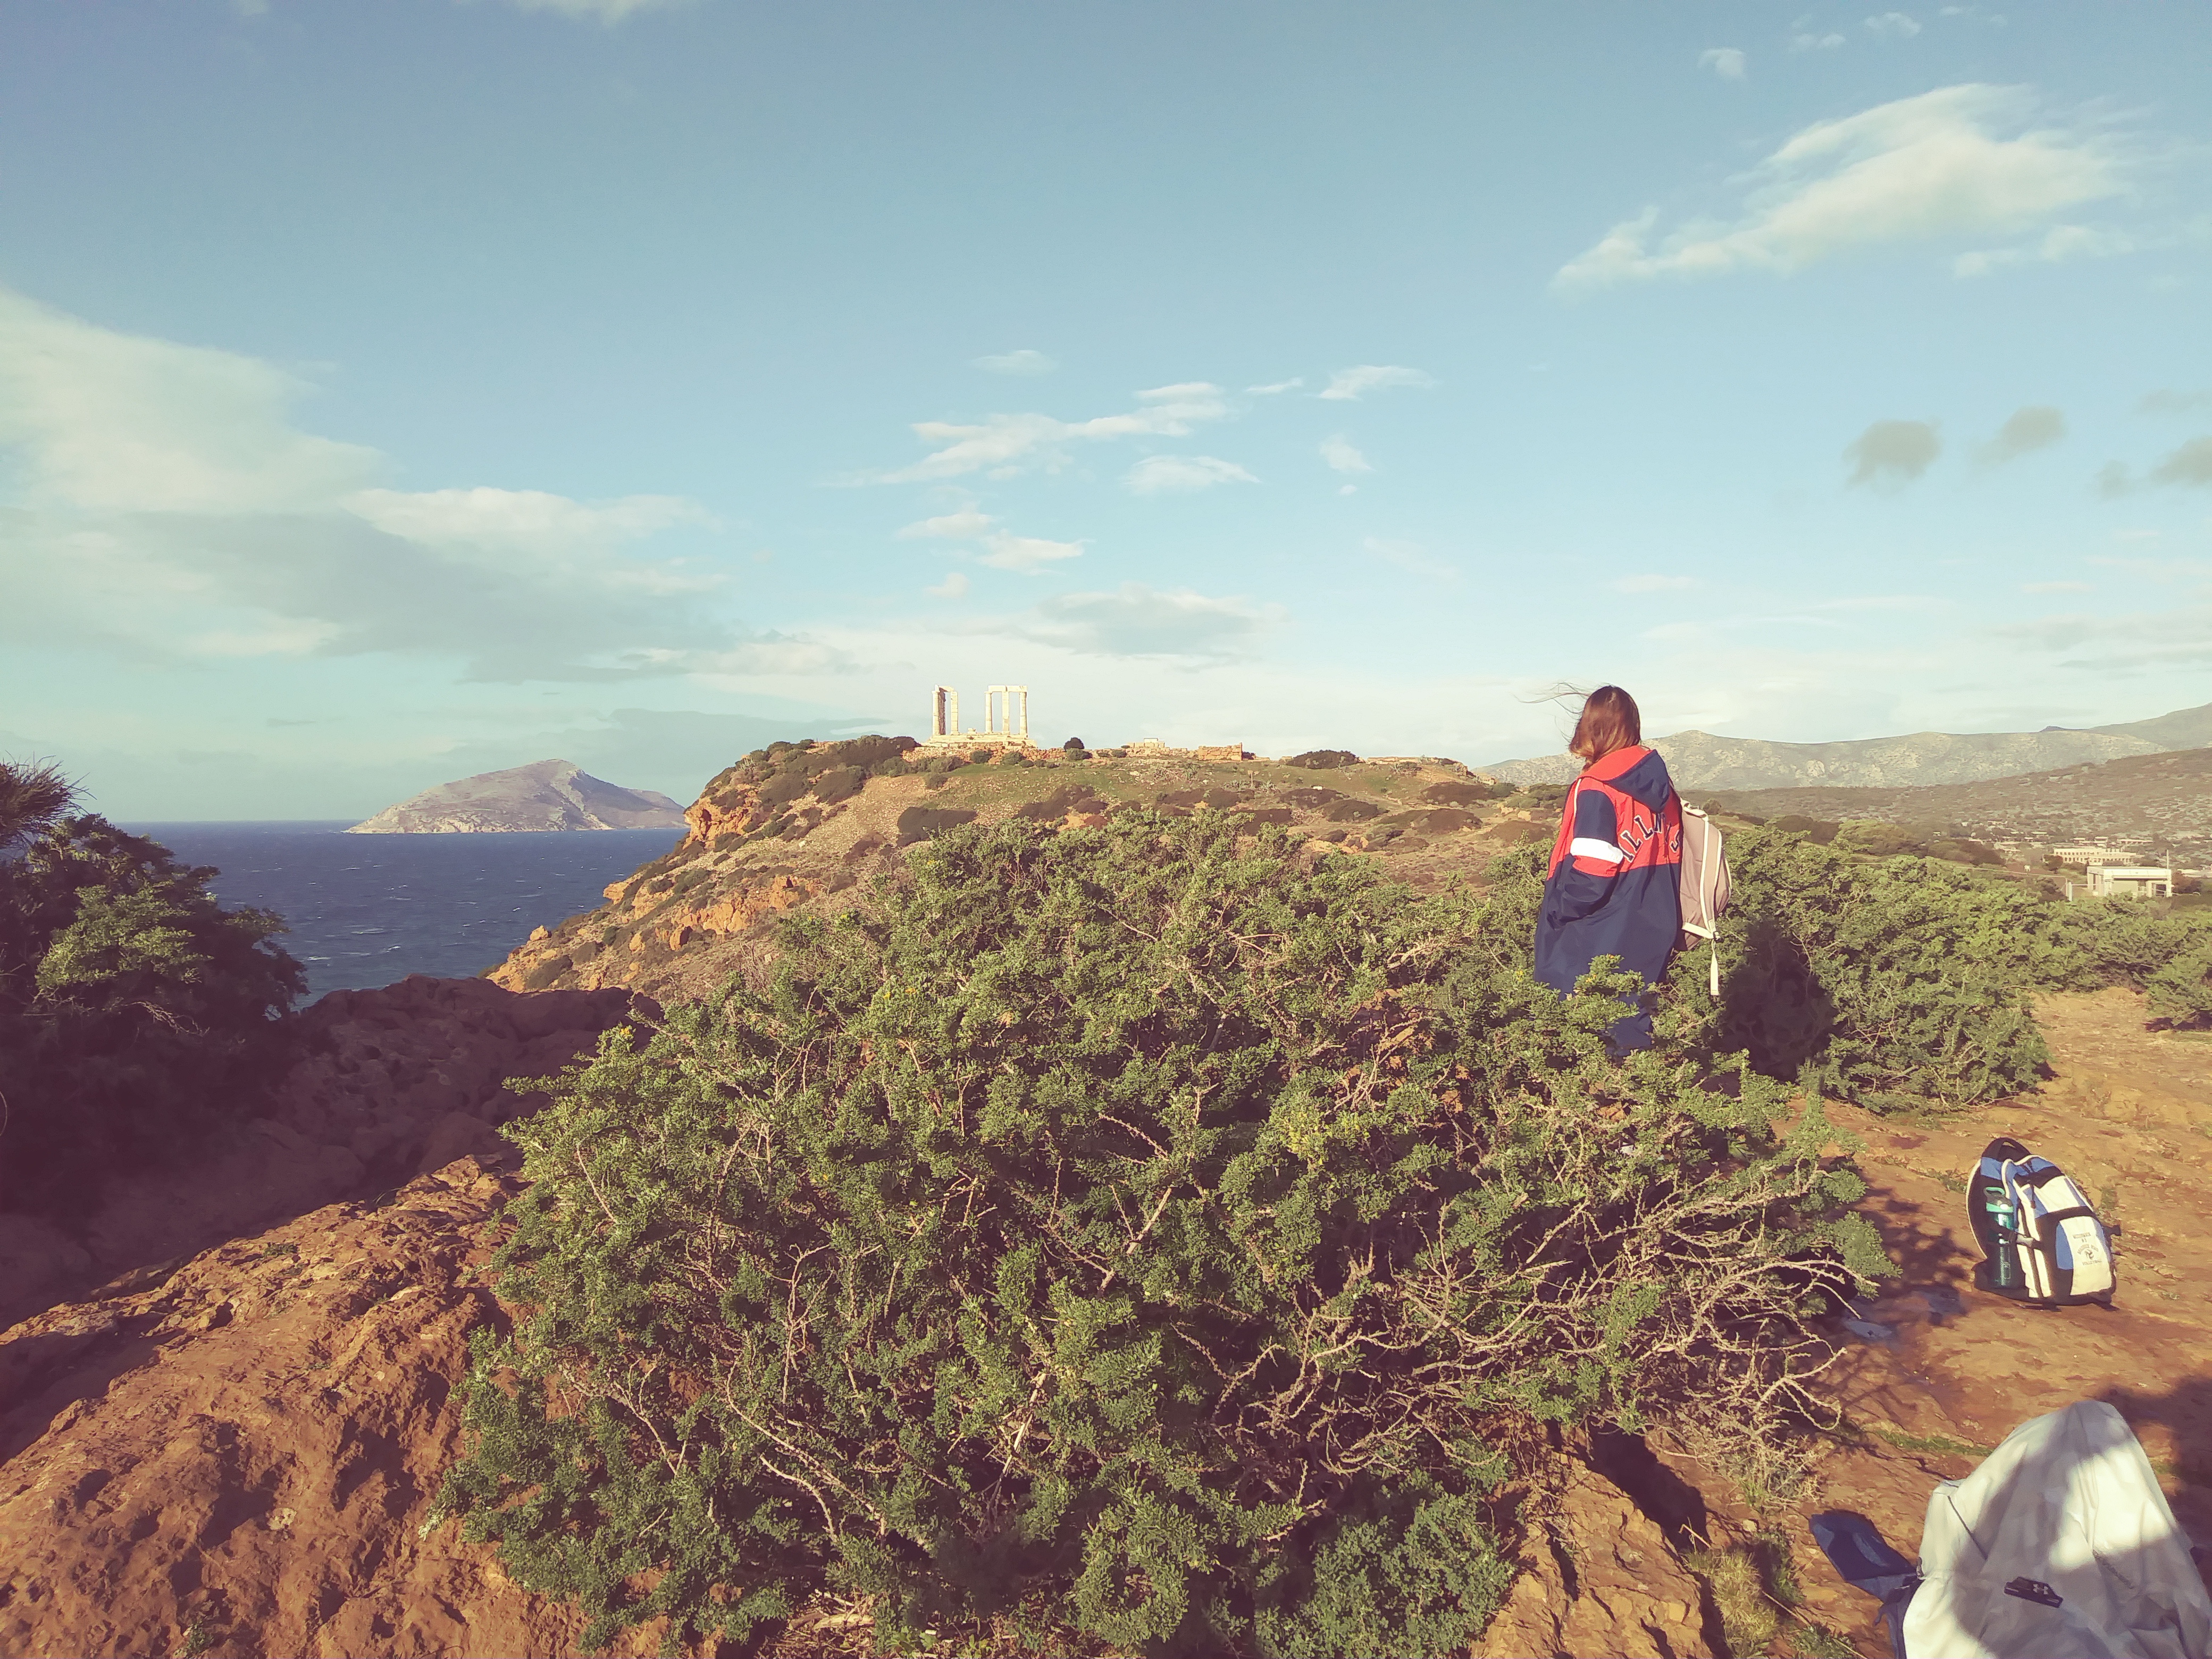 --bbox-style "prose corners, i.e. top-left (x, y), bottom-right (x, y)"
top-left (1483, 699), bottom-right (2212, 791)
top-left (488, 738), bottom-right (1537, 1003)
top-left (345, 759), bottom-right (685, 834)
